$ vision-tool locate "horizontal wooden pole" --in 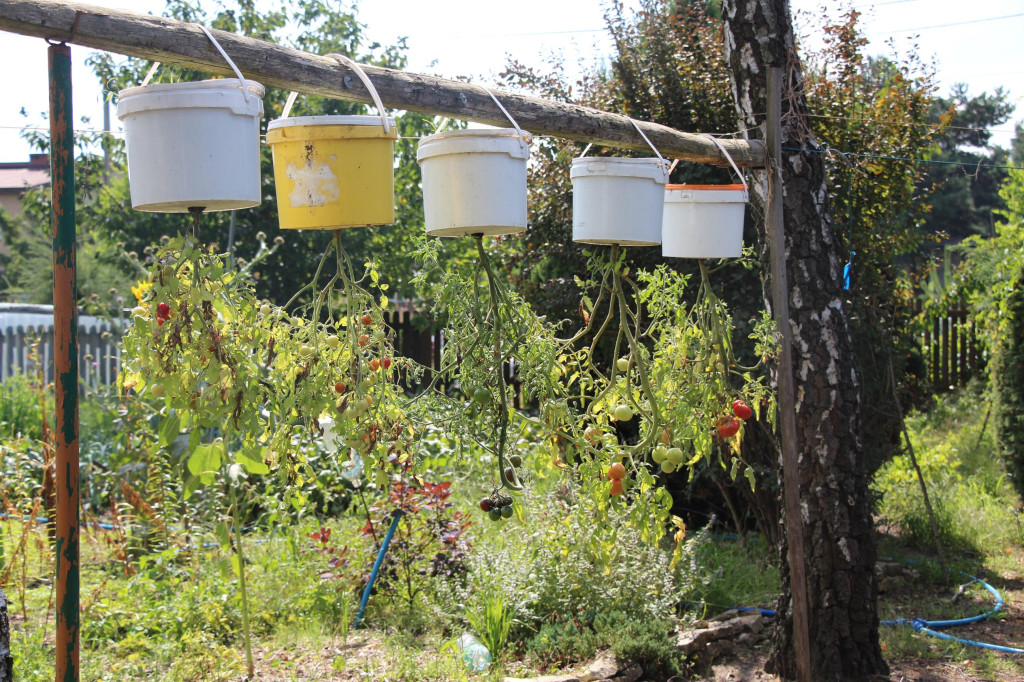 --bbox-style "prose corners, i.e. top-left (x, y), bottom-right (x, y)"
top-left (0, 0), bottom-right (765, 167)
